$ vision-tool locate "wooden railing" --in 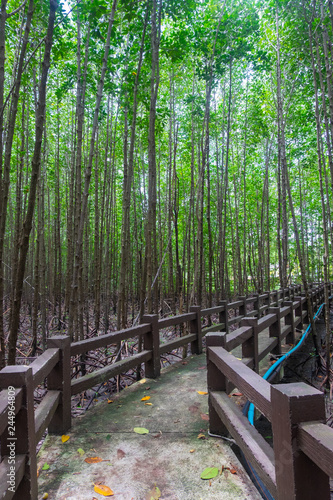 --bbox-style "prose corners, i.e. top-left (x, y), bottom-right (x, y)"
top-left (206, 284), bottom-right (333, 500)
top-left (0, 282), bottom-right (330, 499)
